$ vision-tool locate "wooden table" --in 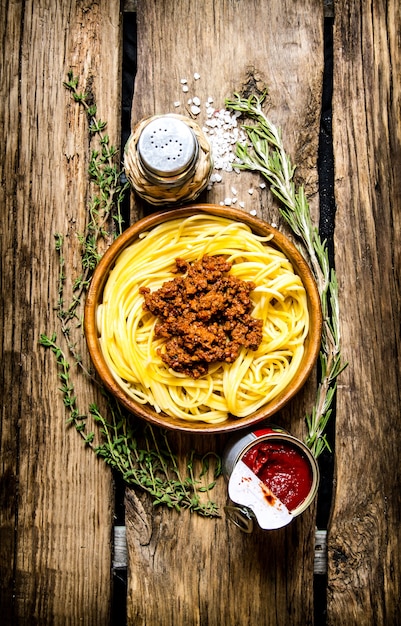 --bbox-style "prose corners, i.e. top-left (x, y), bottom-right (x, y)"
top-left (1, 1), bottom-right (400, 624)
